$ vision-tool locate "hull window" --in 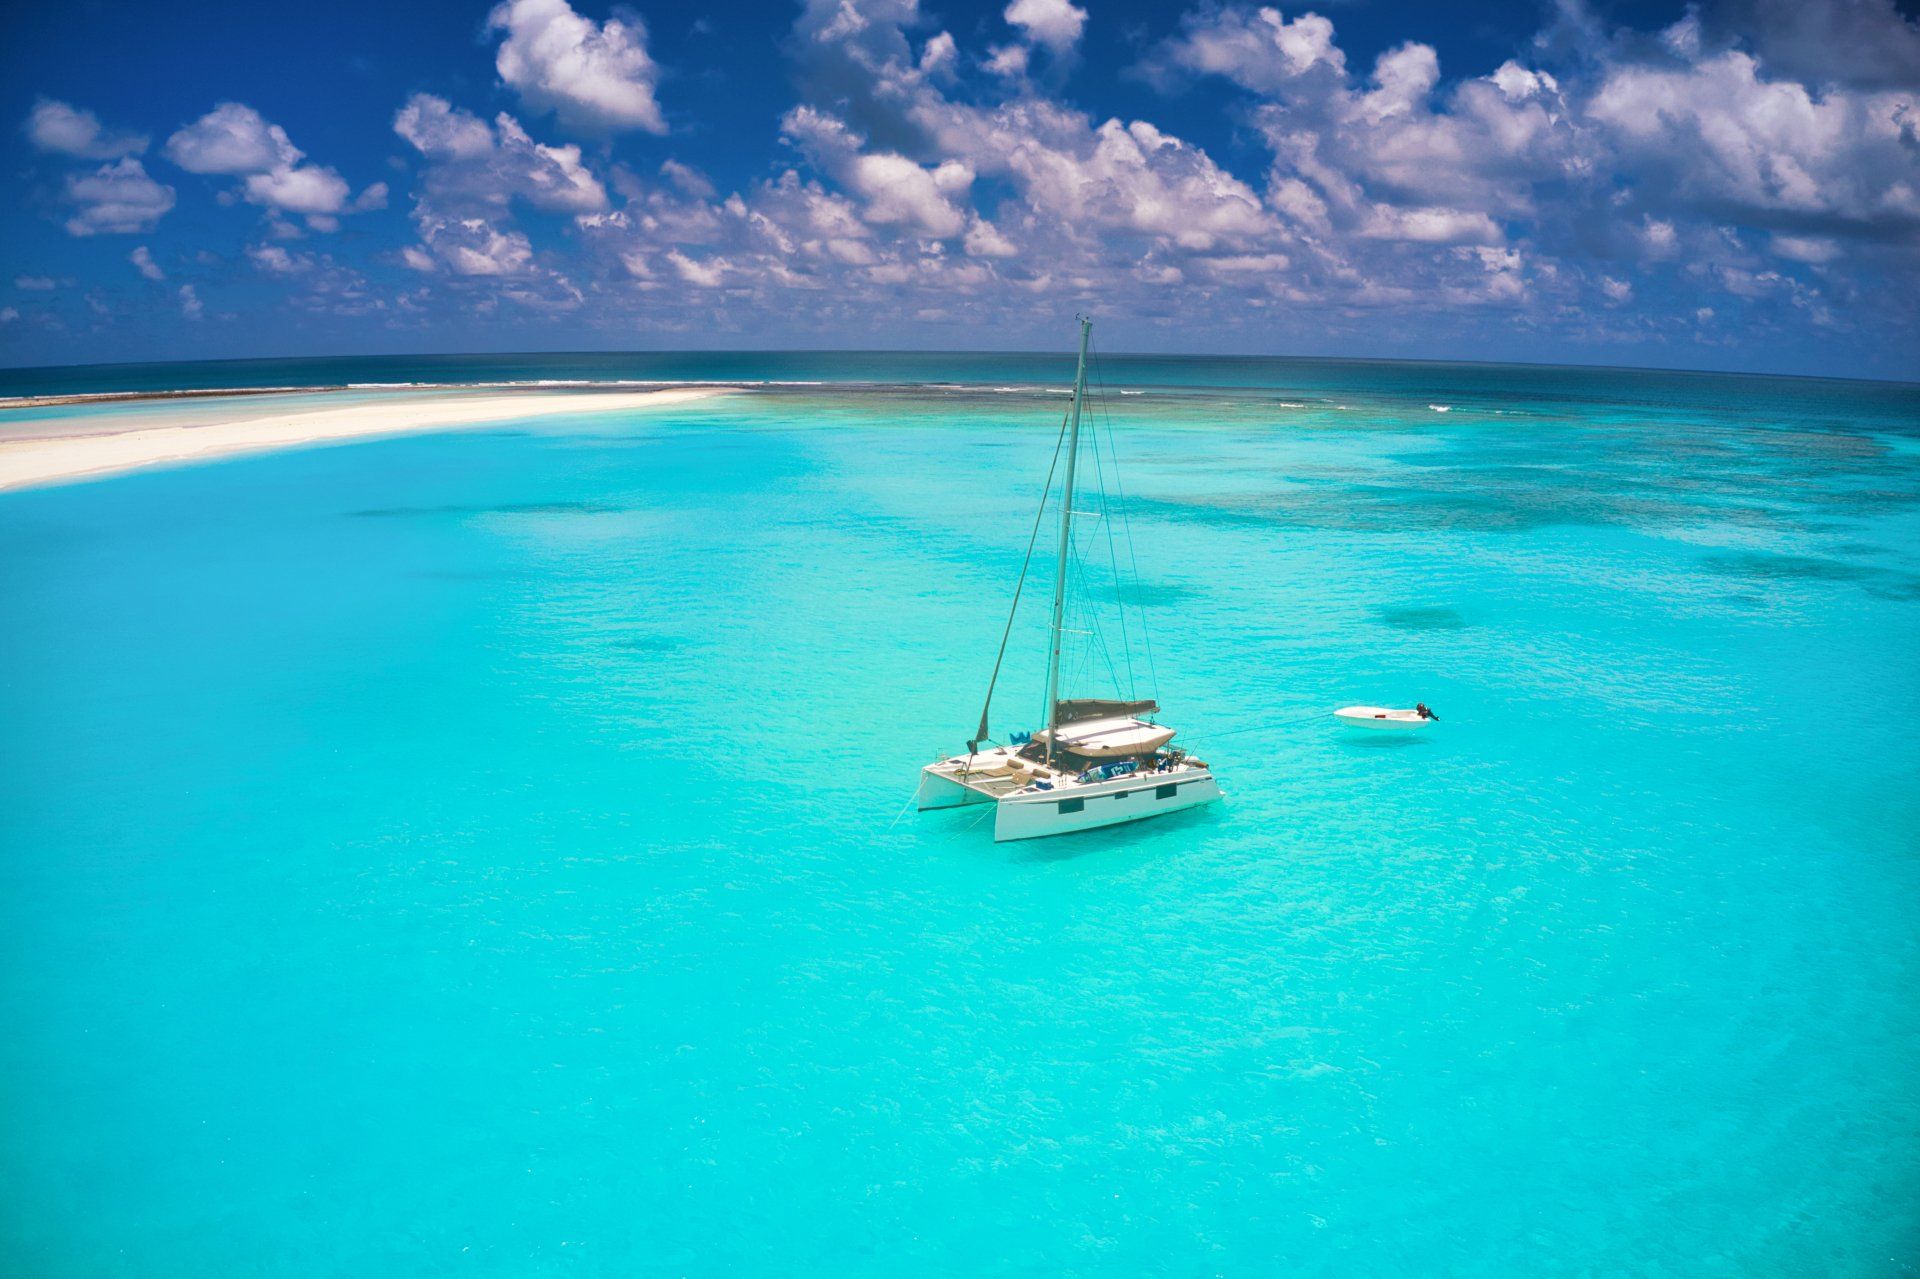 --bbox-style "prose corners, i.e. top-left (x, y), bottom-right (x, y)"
top-left (1155, 784), bottom-right (1178, 800)
top-left (1058, 798), bottom-right (1085, 814)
